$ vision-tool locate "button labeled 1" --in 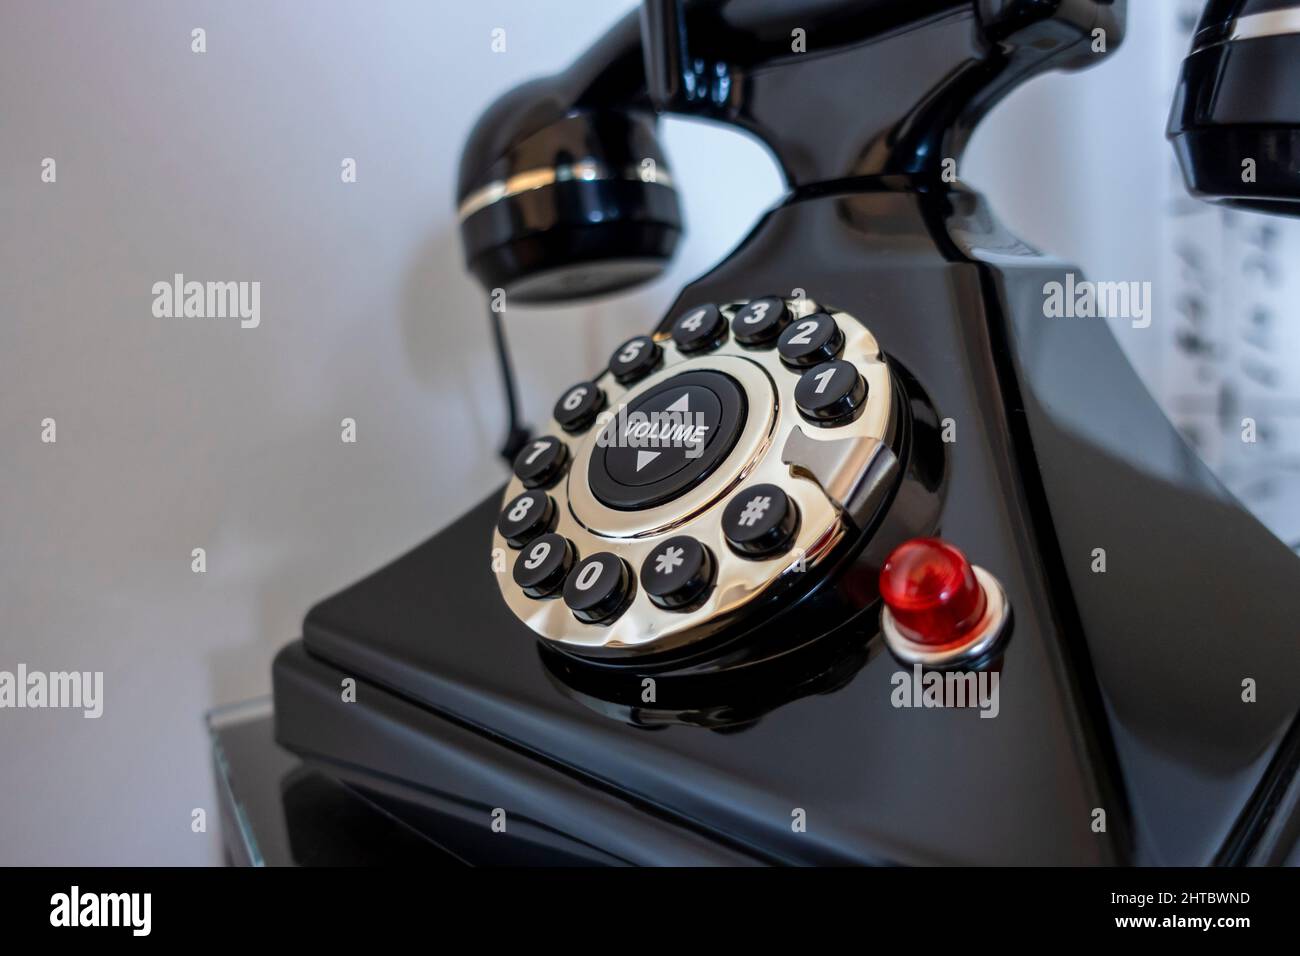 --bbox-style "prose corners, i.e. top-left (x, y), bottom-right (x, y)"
top-left (794, 360), bottom-right (866, 425)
